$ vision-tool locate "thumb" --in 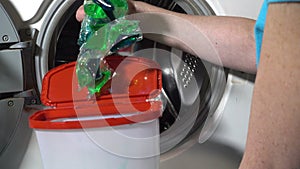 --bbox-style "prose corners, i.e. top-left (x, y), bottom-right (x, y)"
top-left (76, 5), bottom-right (85, 22)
